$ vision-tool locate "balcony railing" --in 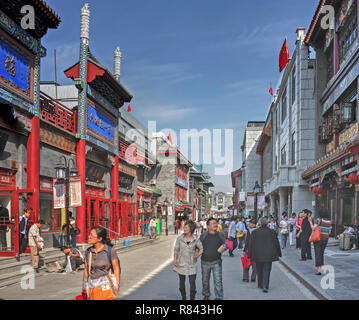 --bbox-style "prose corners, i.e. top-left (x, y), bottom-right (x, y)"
top-left (39, 91), bottom-right (77, 134)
